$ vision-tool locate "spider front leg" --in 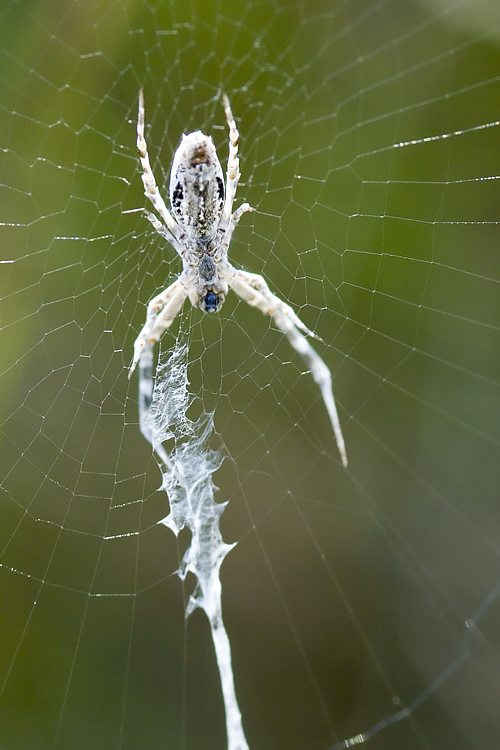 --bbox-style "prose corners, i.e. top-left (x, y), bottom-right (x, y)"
top-left (230, 270), bottom-right (322, 341)
top-left (230, 269), bottom-right (348, 467)
top-left (128, 278), bottom-right (188, 378)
